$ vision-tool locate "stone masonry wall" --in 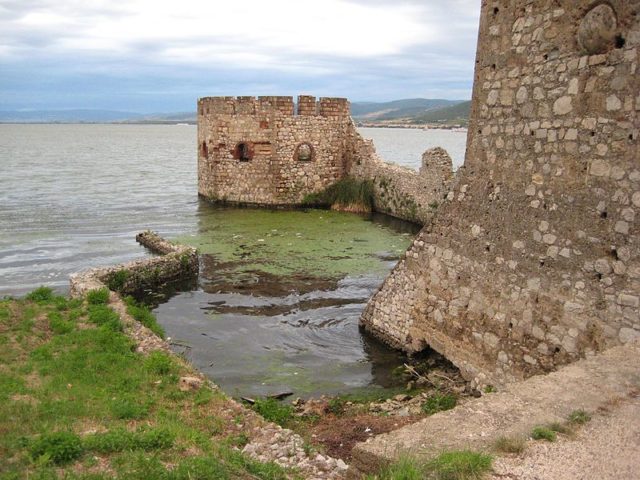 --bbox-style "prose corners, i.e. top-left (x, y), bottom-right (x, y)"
top-left (347, 131), bottom-right (454, 224)
top-left (361, 0), bottom-right (640, 388)
top-left (198, 95), bottom-right (352, 205)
